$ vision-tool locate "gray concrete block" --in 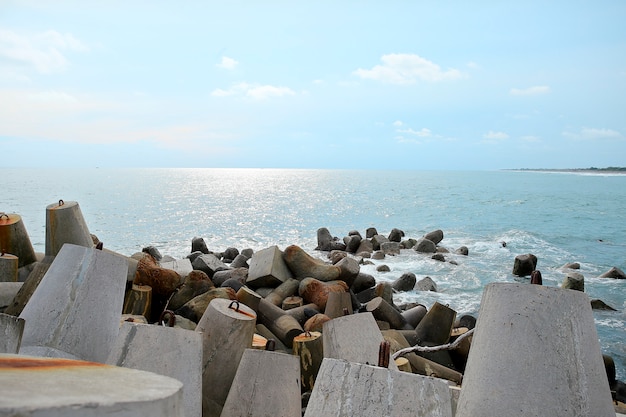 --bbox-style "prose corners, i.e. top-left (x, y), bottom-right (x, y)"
top-left (247, 245), bottom-right (292, 288)
top-left (221, 349), bottom-right (301, 417)
top-left (304, 358), bottom-right (452, 417)
top-left (456, 283), bottom-right (615, 417)
top-left (323, 312), bottom-right (398, 370)
top-left (0, 282), bottom-right (22, 310)
top-left (0, 313), bottom-right (24, 353)
top-left (19, 244), bottom-right (127, 363)
top-left (107, 322), bottom-right (203, 417)
top-left (0, 353), bottom-right (183, 416)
